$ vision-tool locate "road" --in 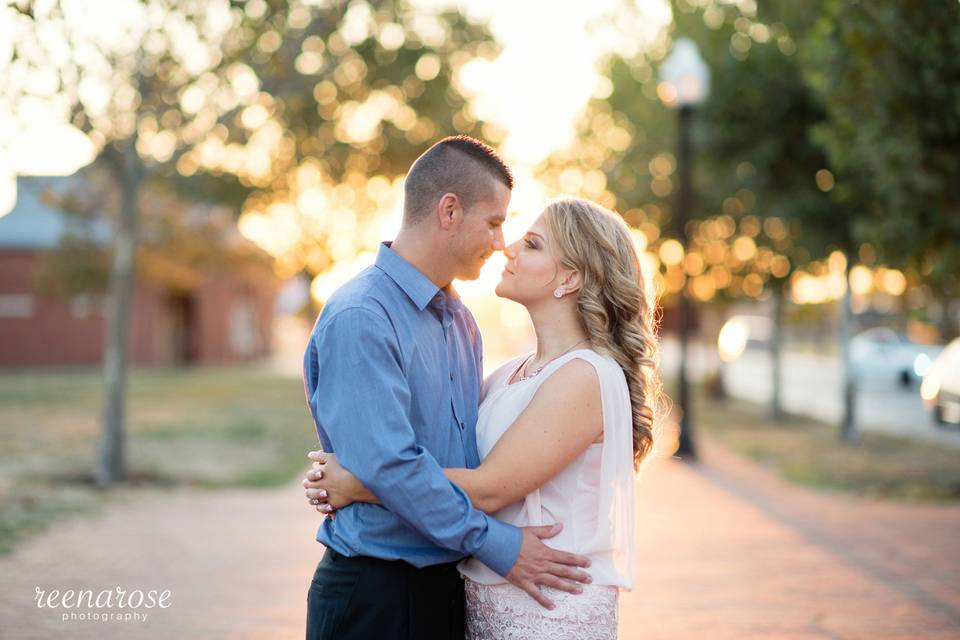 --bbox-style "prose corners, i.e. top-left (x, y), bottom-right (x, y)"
top-left (660, 338), bottom-right (960, 448)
